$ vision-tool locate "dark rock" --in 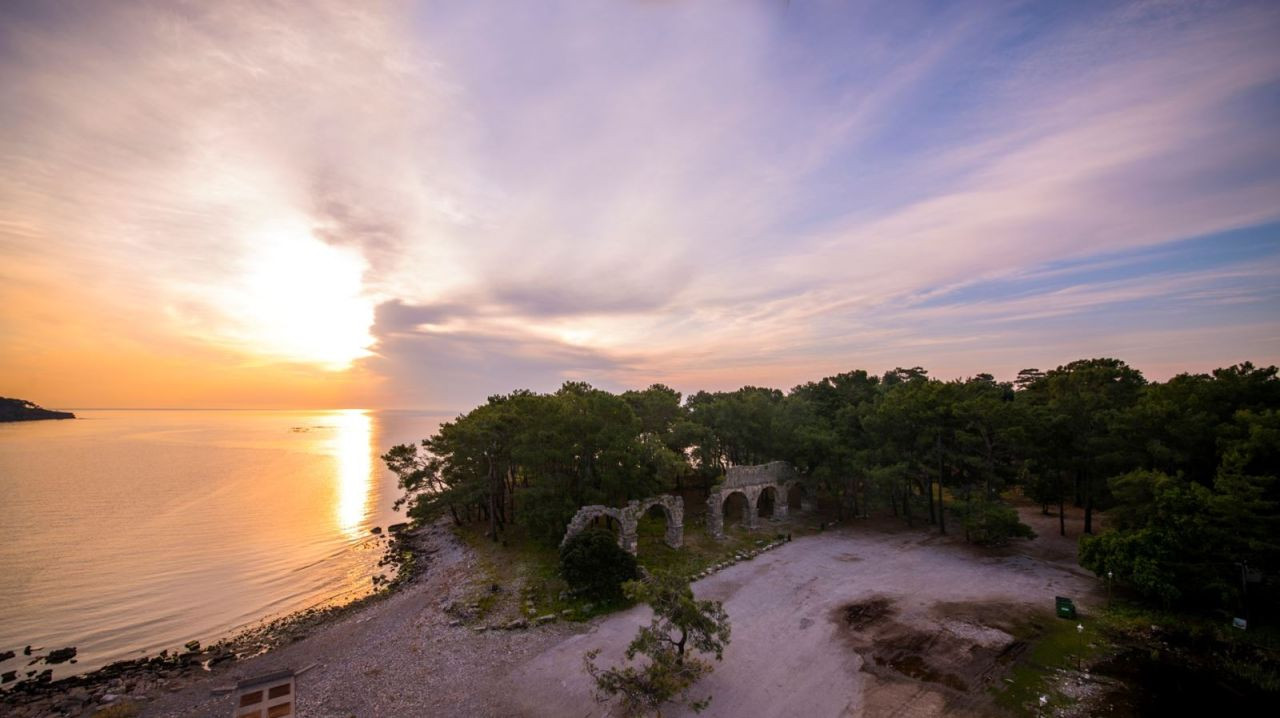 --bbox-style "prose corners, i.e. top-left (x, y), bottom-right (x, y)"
top-left (183, 640), bottom-right (200, 652)
top-left (45, 647), bottom-right (76, 664)
top-left (23, 645), bottom-right (32, 656)
top-left (0, 397), bottom-right (75, 422)
top-left (388, 522), bottom-right (409, 533)
top-left (370, 526), bottom-right (383, 534)
top-left (0, 649), bottom-right (13, 663)
top-left (1, 670), bottom-right (15, 683)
